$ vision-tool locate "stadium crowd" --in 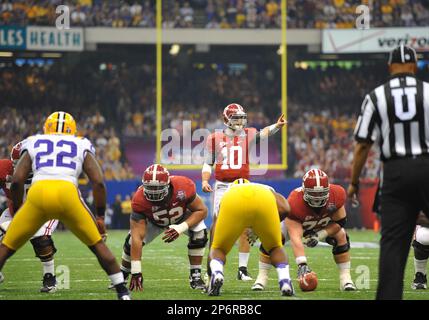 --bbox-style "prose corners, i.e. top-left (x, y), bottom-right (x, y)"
top-left (1, 0), bottom-right (429, 29)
